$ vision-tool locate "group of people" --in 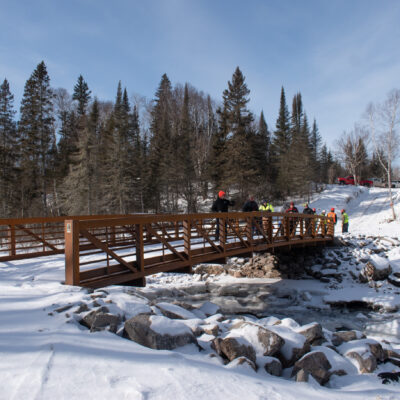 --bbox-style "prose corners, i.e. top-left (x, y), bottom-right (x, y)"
top-left (212, 191), bottom-right (349, 234)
